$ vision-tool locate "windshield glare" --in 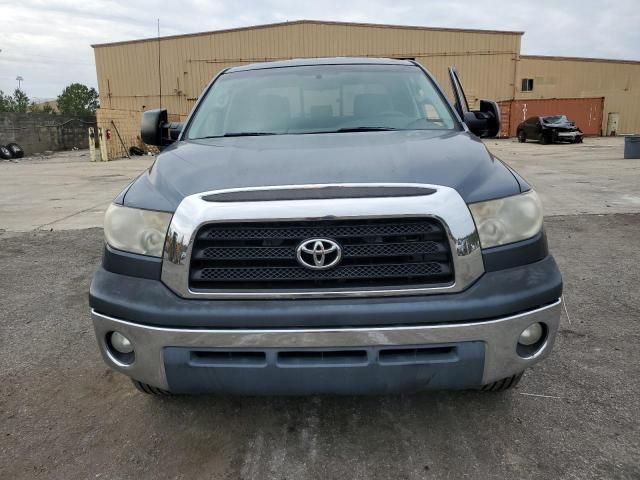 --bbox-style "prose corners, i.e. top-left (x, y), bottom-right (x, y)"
top-left (186, 65), bottom-right (458, 139)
